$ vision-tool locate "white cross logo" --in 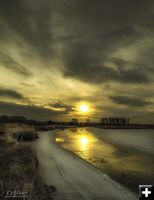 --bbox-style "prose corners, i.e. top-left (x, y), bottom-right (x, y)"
top-left (142, 188), bottom-right (151, 197)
